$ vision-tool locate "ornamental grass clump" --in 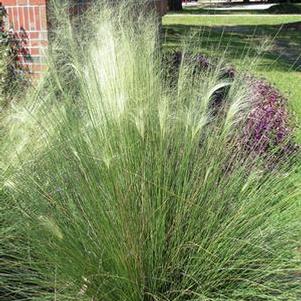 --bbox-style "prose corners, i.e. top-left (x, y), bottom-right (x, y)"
top-left (1, 1), bottom-right (300, 301)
